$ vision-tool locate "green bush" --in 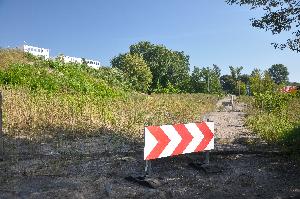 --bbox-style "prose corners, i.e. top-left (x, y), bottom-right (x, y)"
top-left (253, 91), bottom-right (292, 112)
top-left (153, 82), bottom-right (181, 94)
top-left (246, 92), bottom-right (300, 153)
top-left (0, 60), bottom-right (129, 98)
